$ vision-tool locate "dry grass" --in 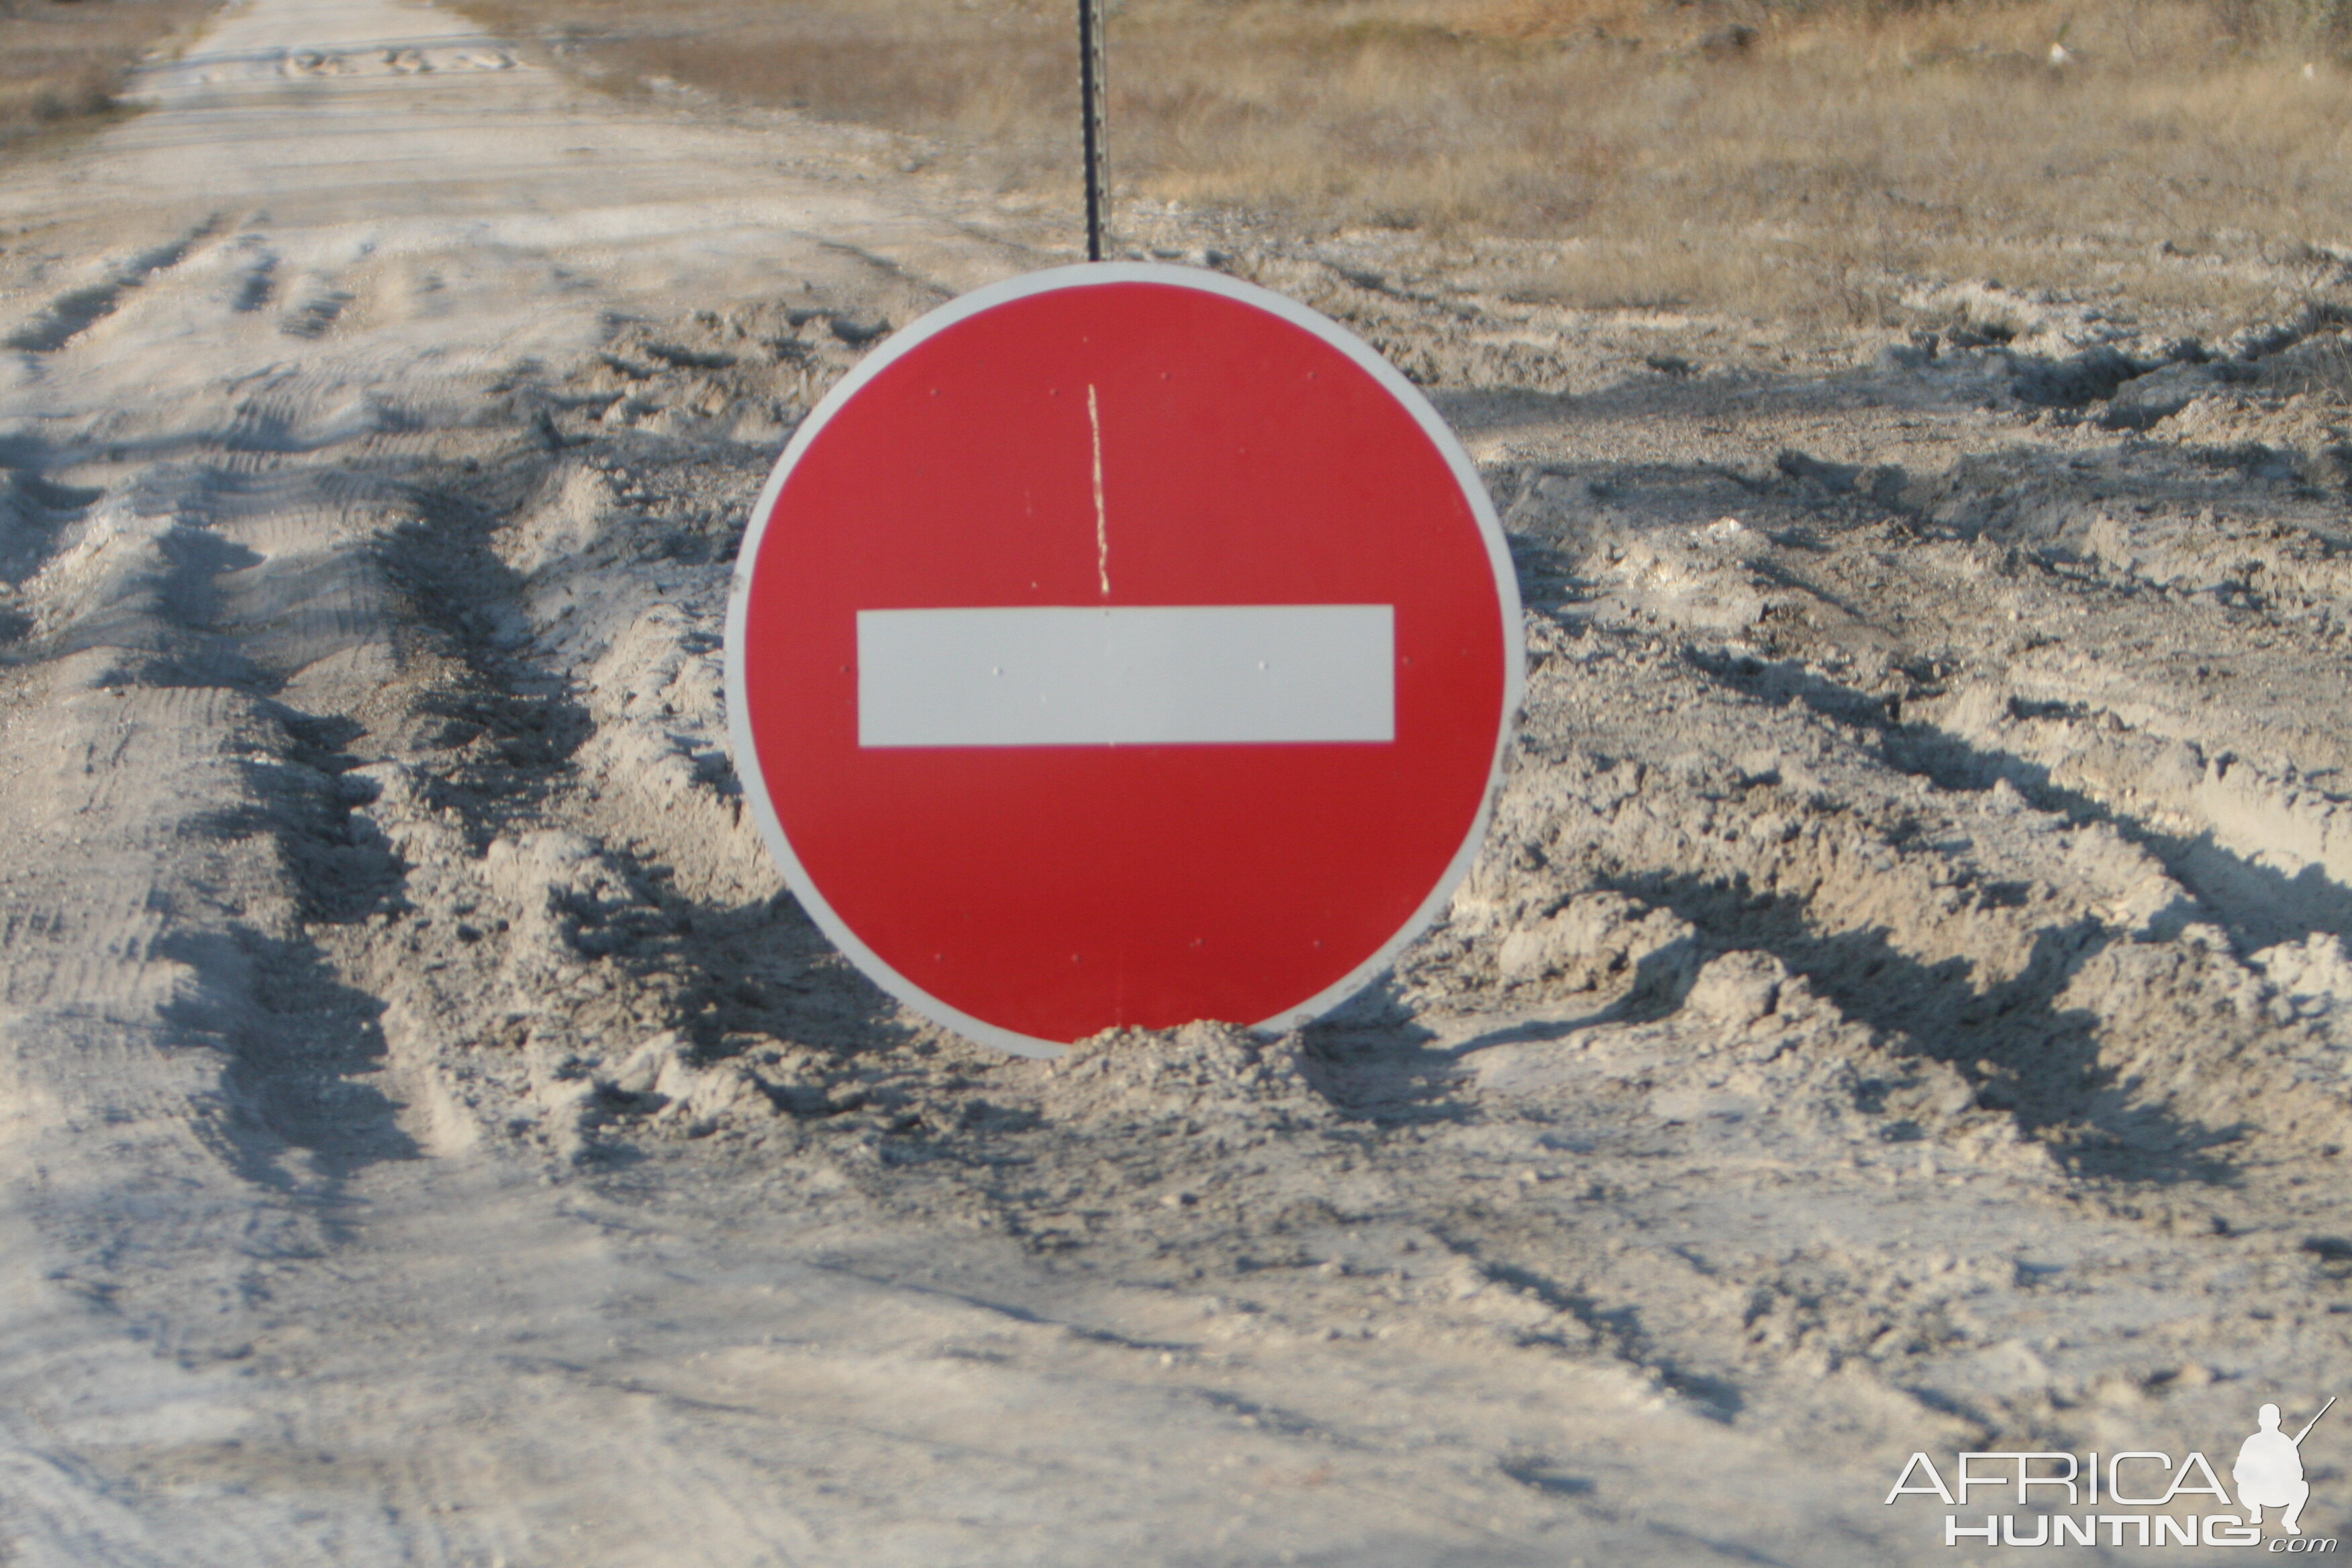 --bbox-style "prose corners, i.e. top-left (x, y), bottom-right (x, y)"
top-left (458, 0), bottom-right (2352, 327)
top-left (0, 0), bottom-right (215, 148)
